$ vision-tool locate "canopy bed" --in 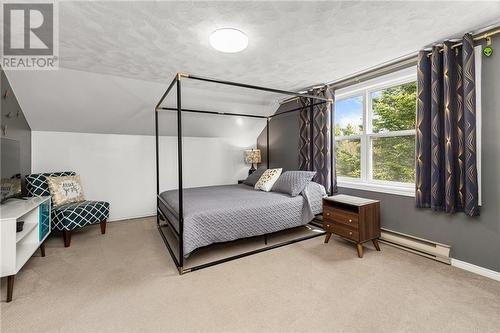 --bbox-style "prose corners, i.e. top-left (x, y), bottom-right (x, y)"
top-left (155, 73), bottom-right (333, 274)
